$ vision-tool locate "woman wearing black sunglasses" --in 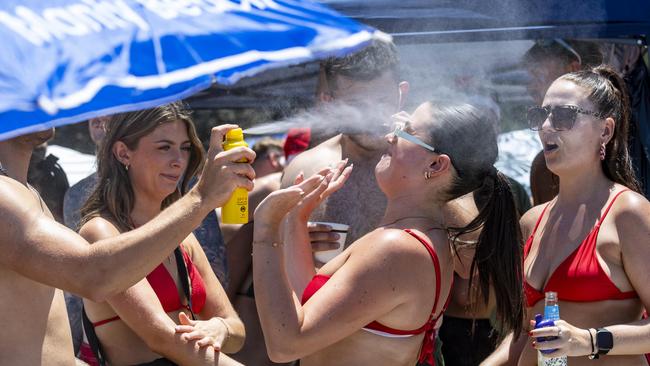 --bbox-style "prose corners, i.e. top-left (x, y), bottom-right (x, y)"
top-left (484, 65), bottom-right (650, 366)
